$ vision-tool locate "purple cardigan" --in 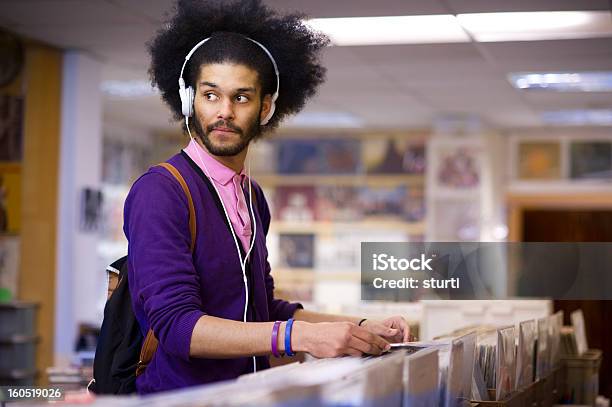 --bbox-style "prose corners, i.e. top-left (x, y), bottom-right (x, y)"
top-left (124, 152), bottom-right (302, 394)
